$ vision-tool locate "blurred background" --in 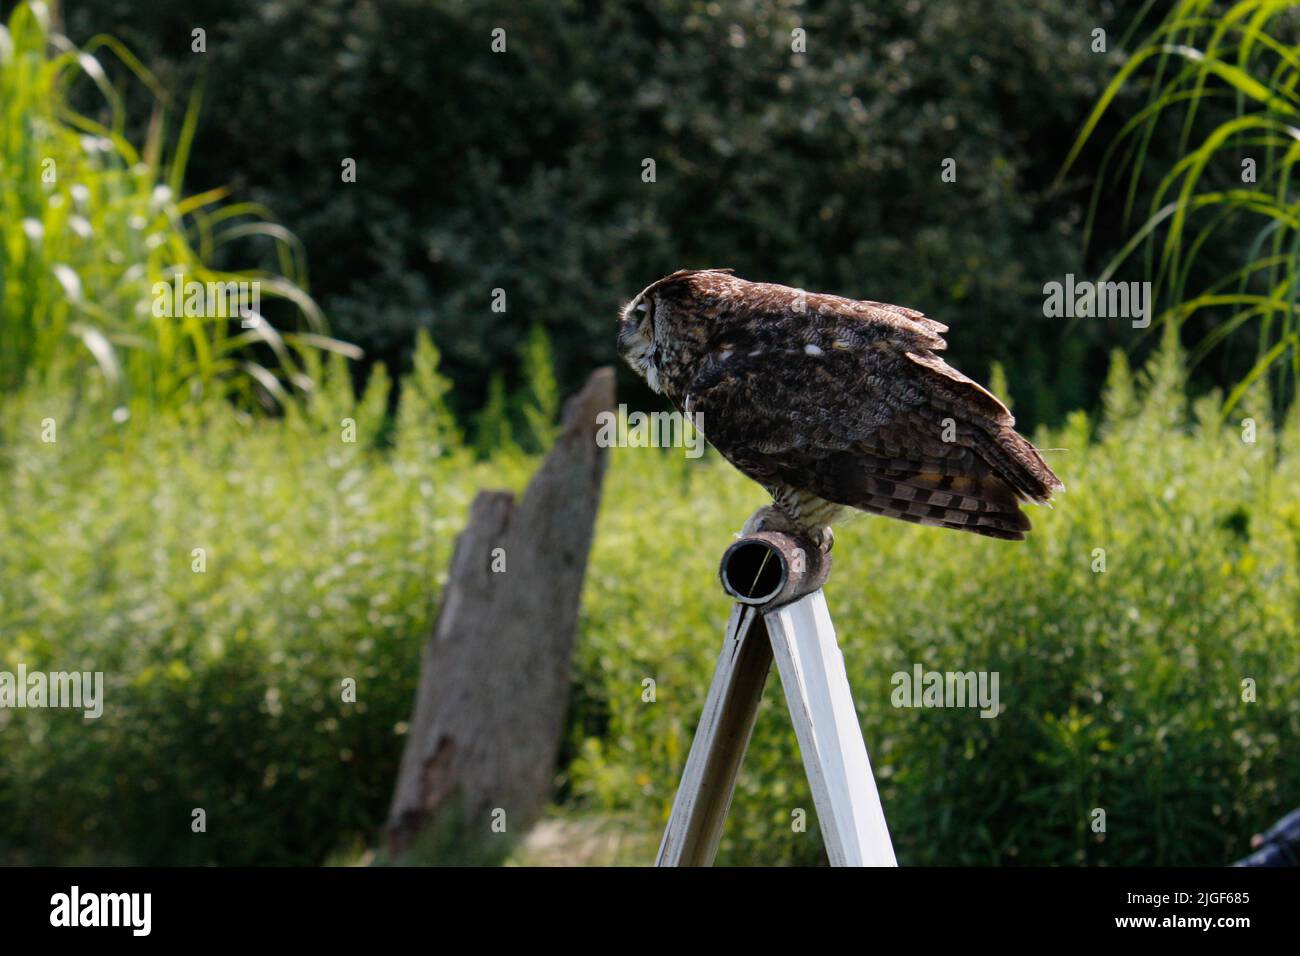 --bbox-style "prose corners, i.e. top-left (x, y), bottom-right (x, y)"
top-left (1, 0), bottom-right (1297, 865)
